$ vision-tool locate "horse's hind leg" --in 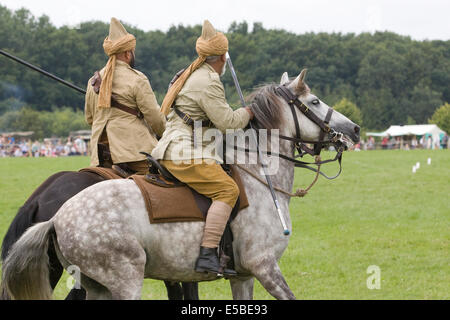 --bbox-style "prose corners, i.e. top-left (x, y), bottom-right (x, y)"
top-left (47, 237), bottom-right (64, 290)
top-left (54, 232), bottom-right (145, 300)
top-left (251, 258), bottom-right (296, 300)
top-left (80, 274), bottom-right (112, 300)
top-left (230, 277), bottom-right (254, 300)
top-left (89, 241), bottom-right (146, 300)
